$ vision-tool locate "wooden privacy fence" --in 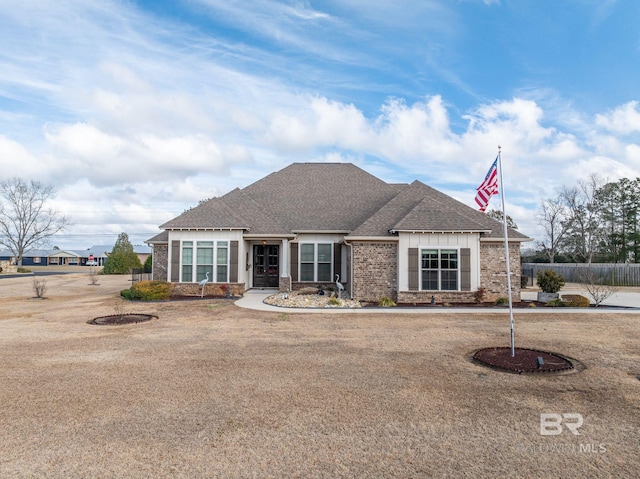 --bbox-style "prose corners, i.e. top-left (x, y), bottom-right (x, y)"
top-left (522, 263), bottom-right (640, 286)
